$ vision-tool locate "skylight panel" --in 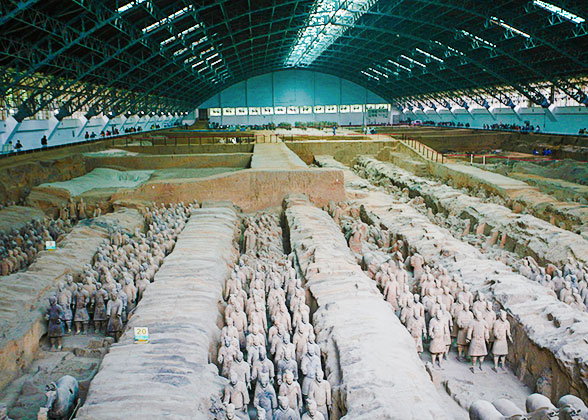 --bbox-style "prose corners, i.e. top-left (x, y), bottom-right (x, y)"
top-left (400, 55), bottom-right (426, 68)
top-left (285, 0), bottom-right (379, 67)
top-left (142, 5), bottom-right (193, 34)
top-left (490, 17), bottom-right (531, 38)
top-left (117, 0), bottom-right (148, 14)
top-left (369, 67), bottom-right (388, 78)
top-left (160, 23), bottom-right (202, 46)
top-left (361, 70), bottom-right (379, 81)
top-left (376, 65), bottom-right (397, 76)
top-left (461, 30), bottom-right (497, 48)
top-left (415, 48), bottom-right (444, 63)
top-left (192, 36), bottom-right (208, 48)
top-left (173, 47), bottom-right (188, 57)
top-left (200, 47), bottom-right (214, 56)
top-left (388, 59), bottom-right (411, 72)
top-left (433, 40), bottom-right (466, 56)
top-left (533, 0), bottom-right (585, 24)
